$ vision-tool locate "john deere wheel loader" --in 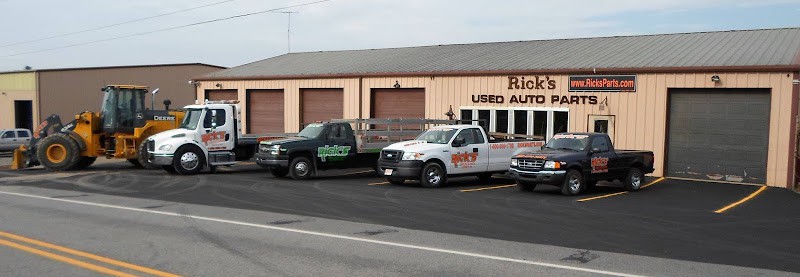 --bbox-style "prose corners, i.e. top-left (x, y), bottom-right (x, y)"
top-left (11, 85), bottom-right (184, 171)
